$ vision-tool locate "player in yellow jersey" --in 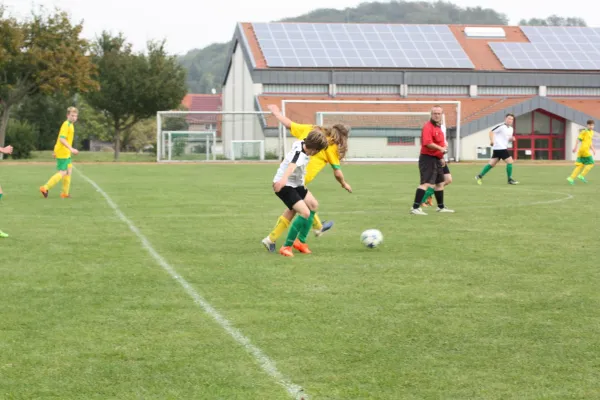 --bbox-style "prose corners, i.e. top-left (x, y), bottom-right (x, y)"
top-left (40, 107), bottom-right (79, 198)
top-left (262, 104), bottom-right (352, 252)
top-left (567, 119), bottom-right (596, 184)
top-left (0, 143), bottom-right (14, 237)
